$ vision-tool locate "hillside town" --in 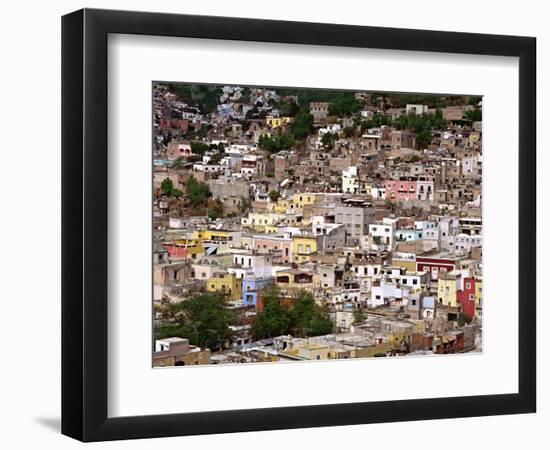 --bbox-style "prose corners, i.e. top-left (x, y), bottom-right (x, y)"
top-left (152, 83), bottom-right (483, 367)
